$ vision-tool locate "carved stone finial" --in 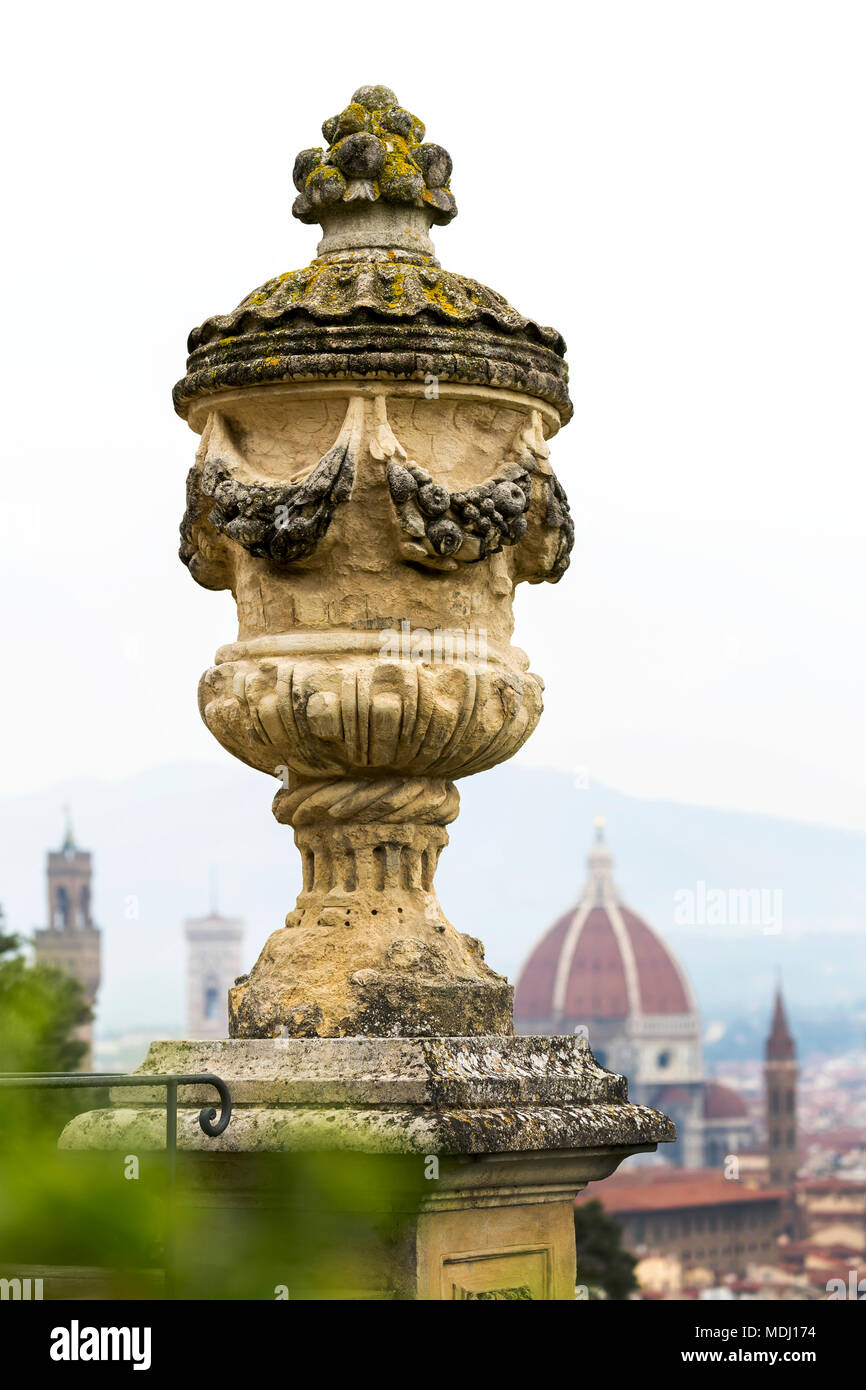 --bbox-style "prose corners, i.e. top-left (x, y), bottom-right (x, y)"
top-left (292, 85), bottom-right (456, 257)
